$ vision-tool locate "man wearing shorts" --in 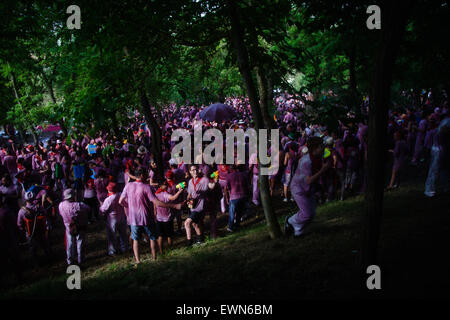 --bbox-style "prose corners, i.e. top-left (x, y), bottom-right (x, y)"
top-left (185, 165), bottom-right (219, 246)
top-left (119, 168), bottom-right (182, 264)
